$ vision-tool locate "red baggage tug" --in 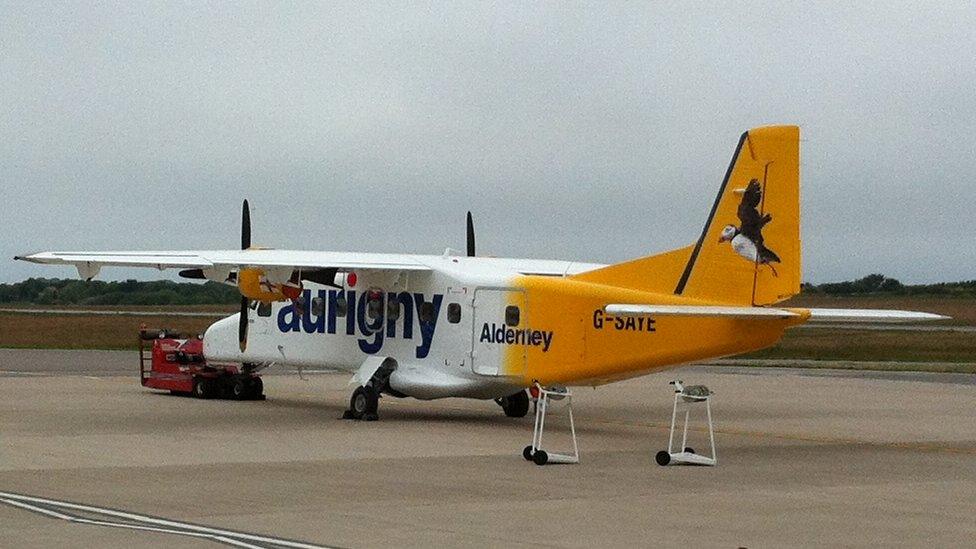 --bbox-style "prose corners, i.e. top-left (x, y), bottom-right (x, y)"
top-left (138, 328), bottom-right (265, 400)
